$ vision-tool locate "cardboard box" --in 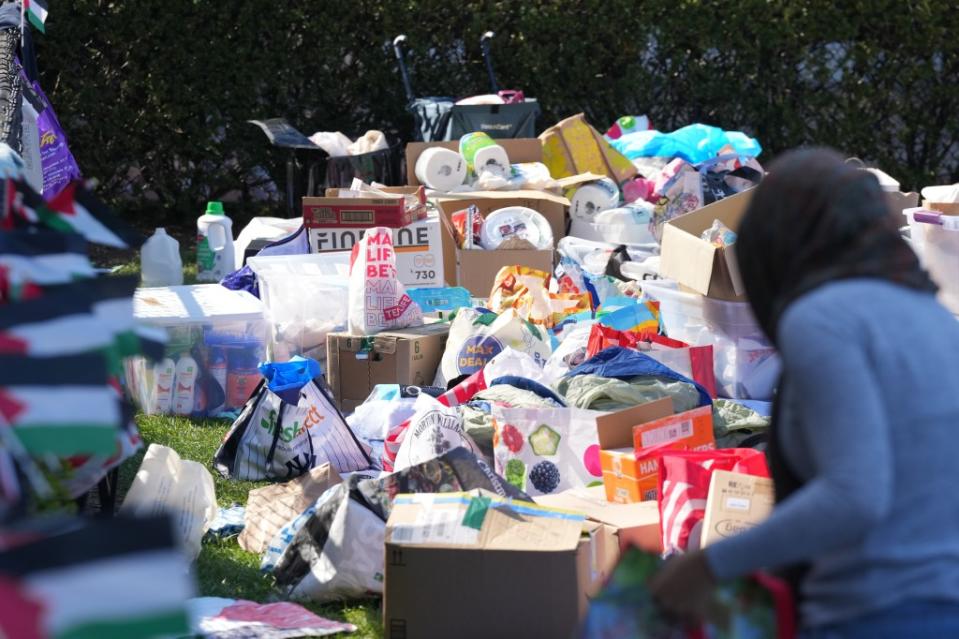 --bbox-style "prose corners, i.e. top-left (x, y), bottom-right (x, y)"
top-left (435, 196), bottom-right (559, 297)
top-left (660, 189), bottom-right (754, 301)
top-left (886, 191), bottom-right (919, 215)
top-left (632, 404), bottom-right (716, 453)
top-left (325, 322), bottom-right (449, 413)
top-left (384, 490), bottom-right (614, 639)
top-left (536, 485), bottom-right (662, 553)
top-left (406, 138), bottom-right (542, 185)
top-left (701, 470), bottom-right (774, 547)
top-left (303, 193), bottom-right (412, 229)
top-left (308, 215), bottom-right (450, 289)
top-left (595, 398), bottom-right (674, 504)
